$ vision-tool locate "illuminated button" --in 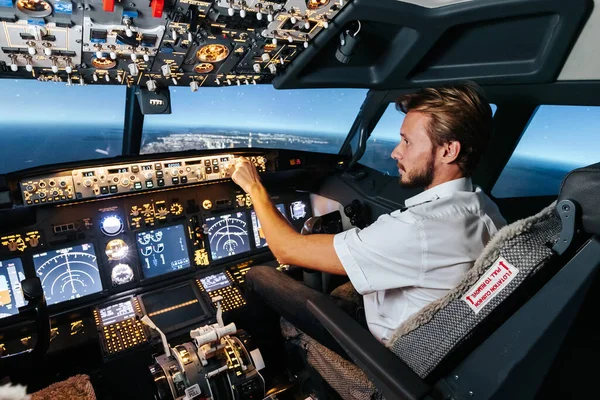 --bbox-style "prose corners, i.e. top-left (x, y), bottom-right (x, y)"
top-left (157, 179), bottom-right (165, 187)
top-left (109, 185), bottom-right (118, 193)
top-left (100, 186), bottom-right (109, 194)
top-left (180, 176), bottom-right (187, 184)
top-left (204, 159), bottom-right (211, 166)
top-left (26, 200), bottom-right (32, 205)
top-left (154, 163), bottom-right (162, 170)
top-left (134, 182), bottom-right (143, 190)
top-left (172, 177), bottom-right (179, 184)
top-left (146, 181), bottom-right (154, 188)
top-left (206, 167), bottom-right (212, 174)
top-left (212, 159), bottom-right (218, 165)
top-left (156, 171), bottom-right (163, 178)
top-left (213, 166), bottom-right (219, 173)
